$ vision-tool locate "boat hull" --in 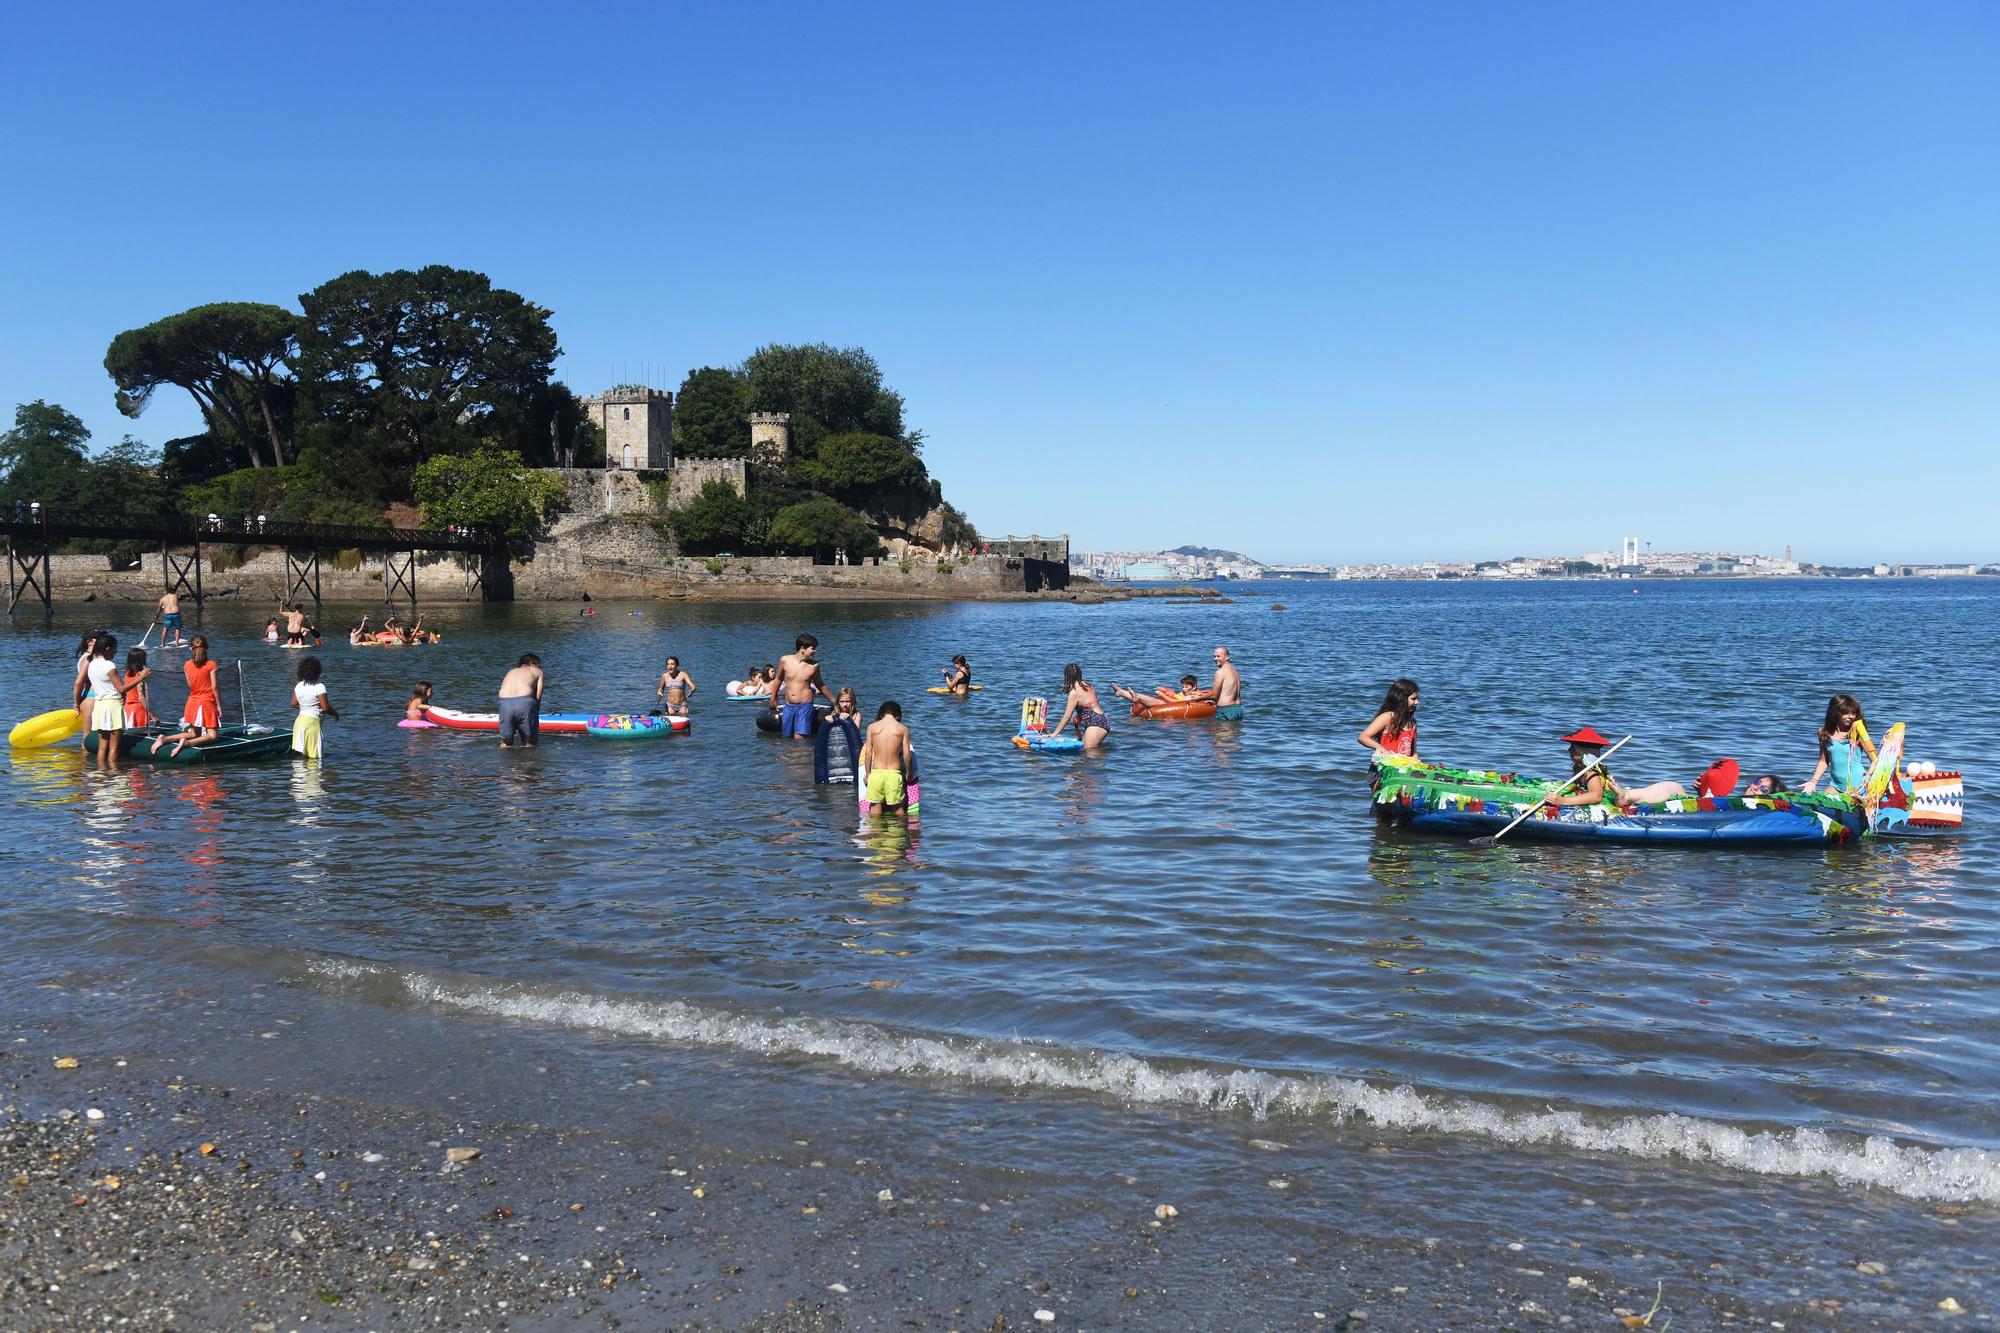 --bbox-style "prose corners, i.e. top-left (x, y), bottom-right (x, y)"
top-left (83, 724), bottom-right (293, 764)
